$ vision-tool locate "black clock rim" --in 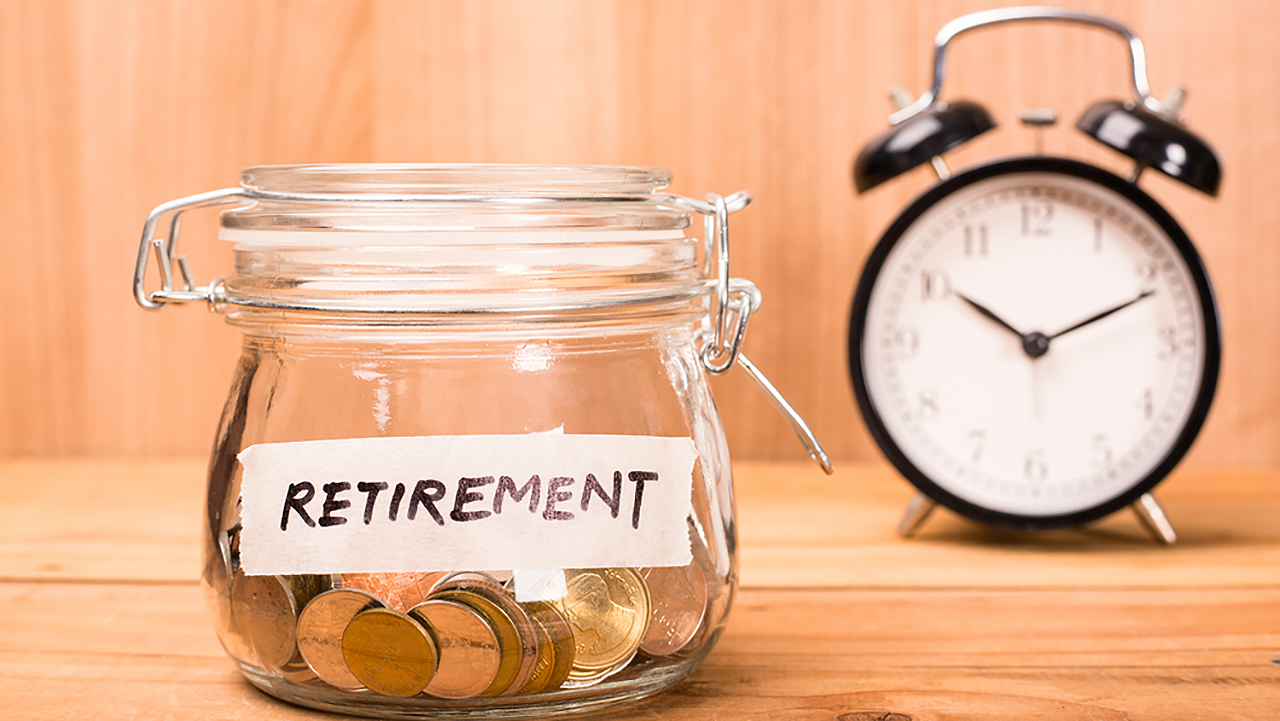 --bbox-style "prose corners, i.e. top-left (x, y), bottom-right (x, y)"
top-left (847, 156), bottom-right (1222, 531)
